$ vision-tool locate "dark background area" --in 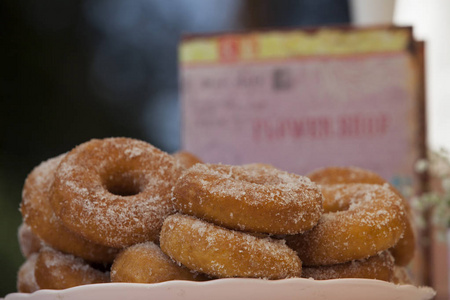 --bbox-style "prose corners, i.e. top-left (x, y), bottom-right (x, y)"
top-left (0, 0), bottom-right (349, 295)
